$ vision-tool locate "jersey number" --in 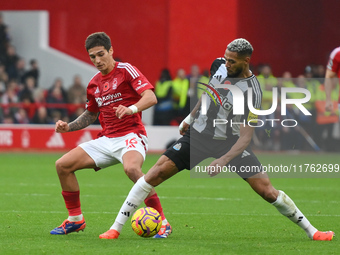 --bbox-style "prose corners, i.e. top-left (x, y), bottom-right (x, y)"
top-left (125, 138), bottom-right (138, 149)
